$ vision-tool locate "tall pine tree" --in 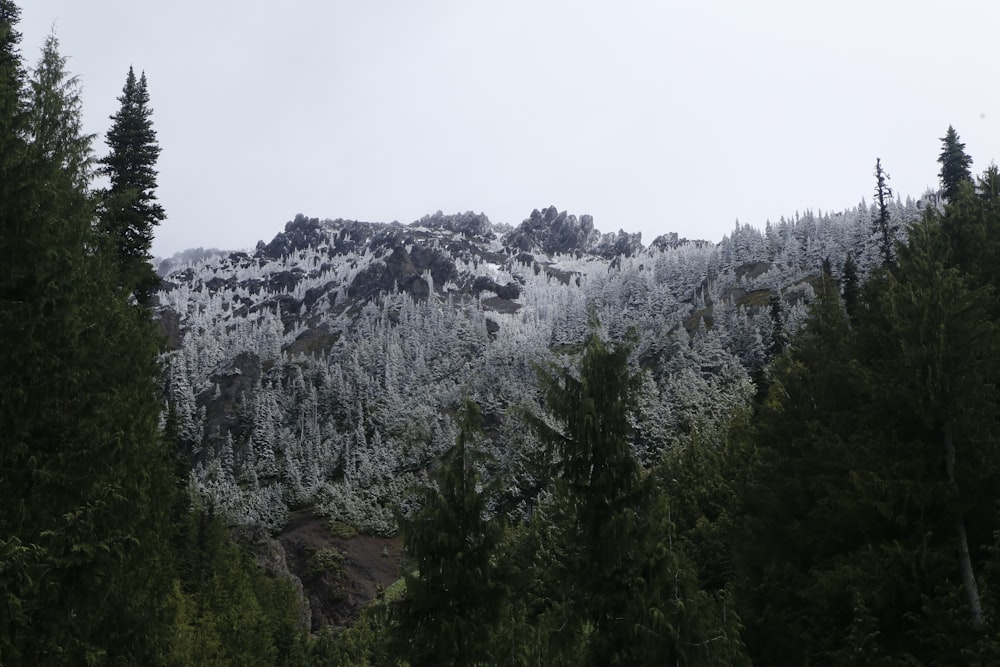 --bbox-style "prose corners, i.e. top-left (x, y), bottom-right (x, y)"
top-left (100, 65), bottom-right (165, 303)
top-left (938, 125), bottom-right (973, 203)
top-left (0, 22), bottom-right (176, 664)
top-left (392, 400), bottom-right (506, 667)
top-left (872, 157), bottom-right (896, 266)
